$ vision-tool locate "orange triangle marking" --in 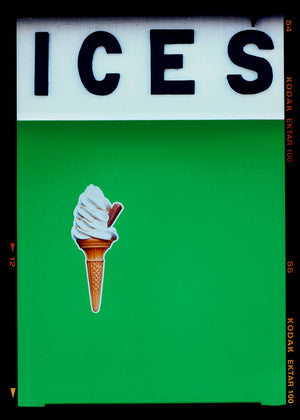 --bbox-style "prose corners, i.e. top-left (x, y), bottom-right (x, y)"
top-left (10, 387), bottom-right (16, 398)
top-left (10, 242), bottom-right (15, 253)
